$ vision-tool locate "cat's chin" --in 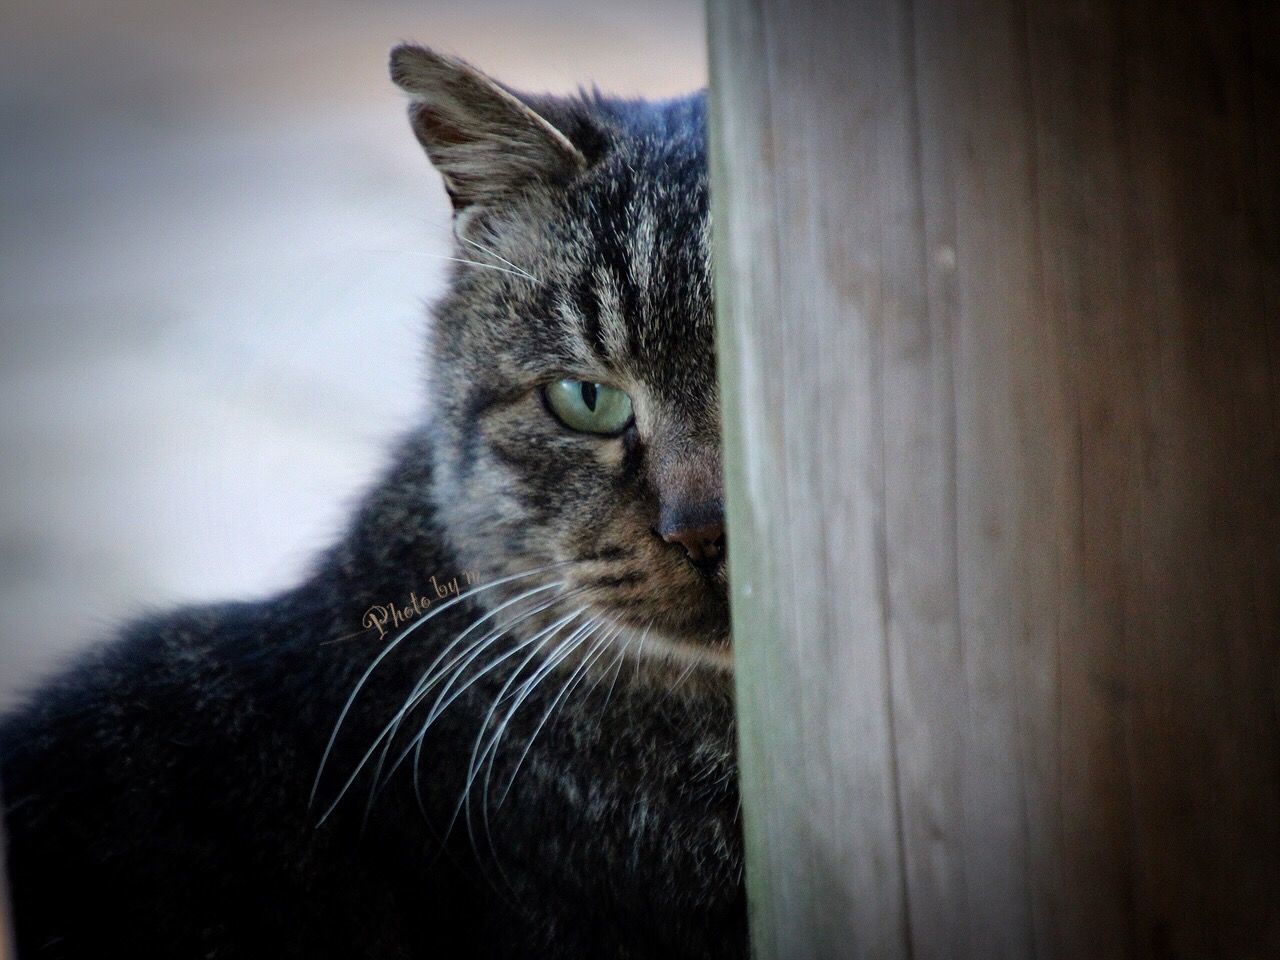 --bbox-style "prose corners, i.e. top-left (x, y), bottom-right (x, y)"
top-left (639, 632), bottom-right (734, 674)
top-left (599, 590), bottom-right (733, 676)
top-left (608, 617), bottom-right (733, 677)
